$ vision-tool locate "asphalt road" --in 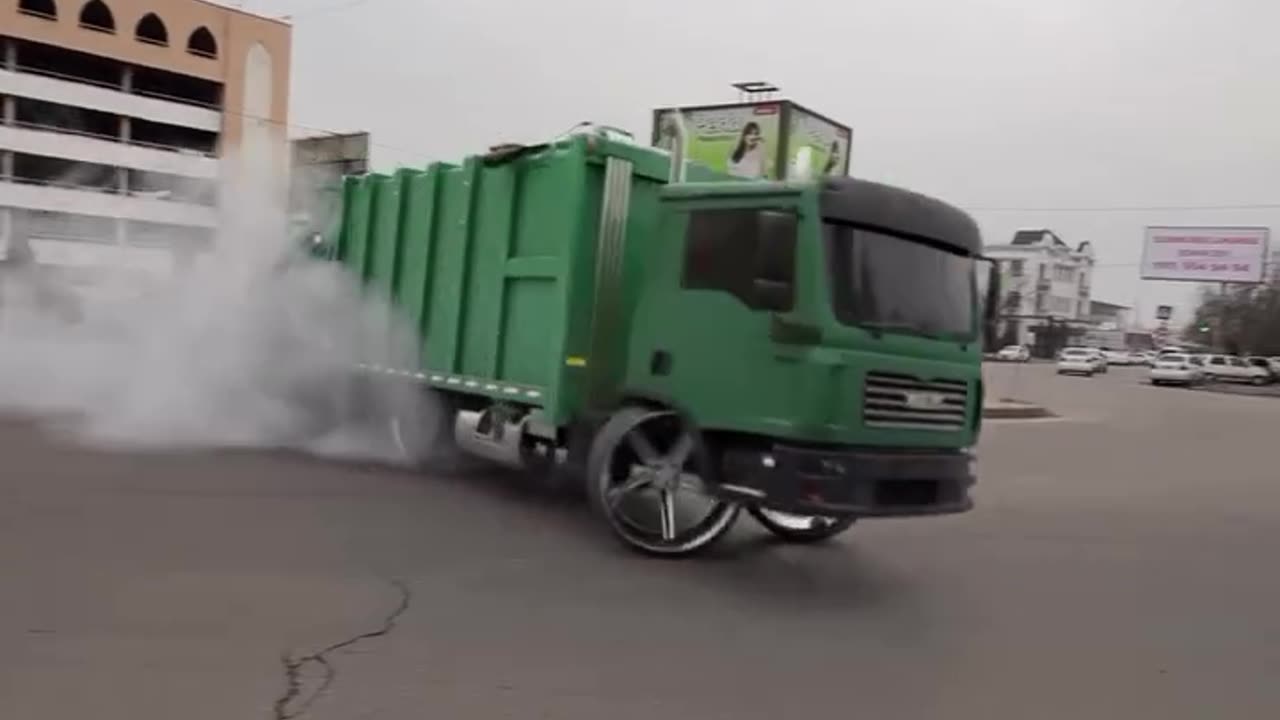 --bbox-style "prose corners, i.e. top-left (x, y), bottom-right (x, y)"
top-left (2, 364), bottom-right (1279, 719)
